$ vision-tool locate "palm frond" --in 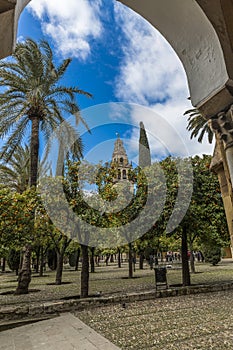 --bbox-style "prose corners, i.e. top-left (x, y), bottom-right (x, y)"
top-left (0, 37), bottom-right (91, 185)
top-left (183, 108), bottom-right (214, 144)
